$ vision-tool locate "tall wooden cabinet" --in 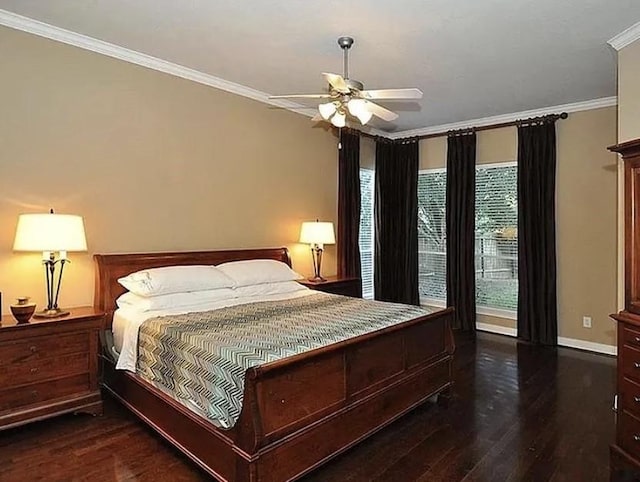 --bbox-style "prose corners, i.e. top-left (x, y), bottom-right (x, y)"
top-left (610, 138), bottom-right (640, 479)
